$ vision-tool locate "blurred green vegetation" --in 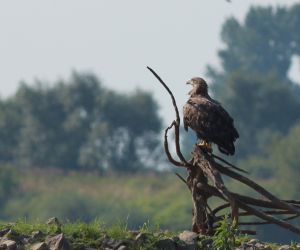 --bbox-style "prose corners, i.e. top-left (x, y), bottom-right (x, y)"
top-left (0, 169), bottom-right (192, 231)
